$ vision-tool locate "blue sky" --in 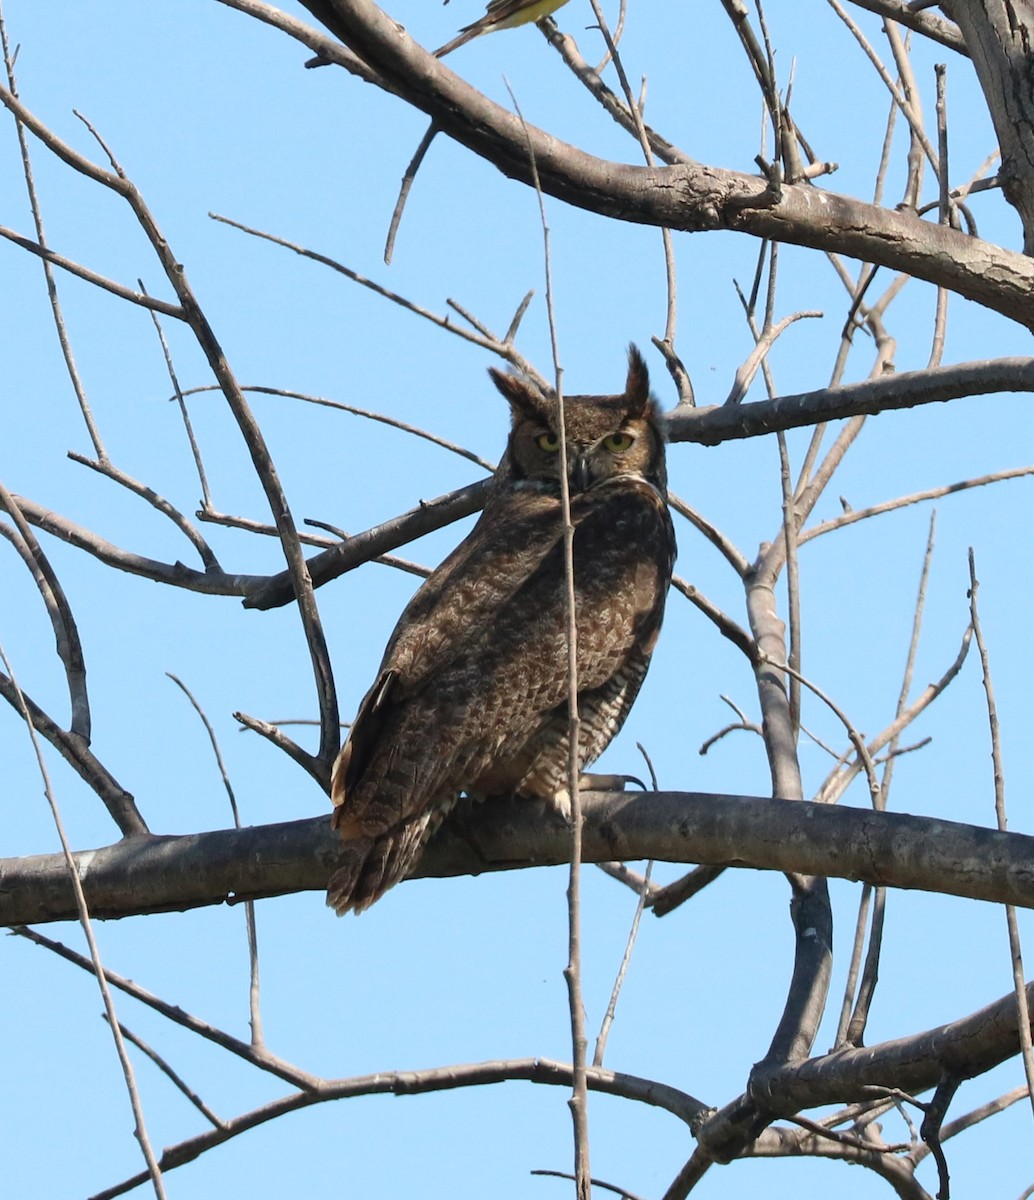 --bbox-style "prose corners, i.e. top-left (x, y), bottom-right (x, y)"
top-left (2, 2), bottom-right (1033, 1197)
